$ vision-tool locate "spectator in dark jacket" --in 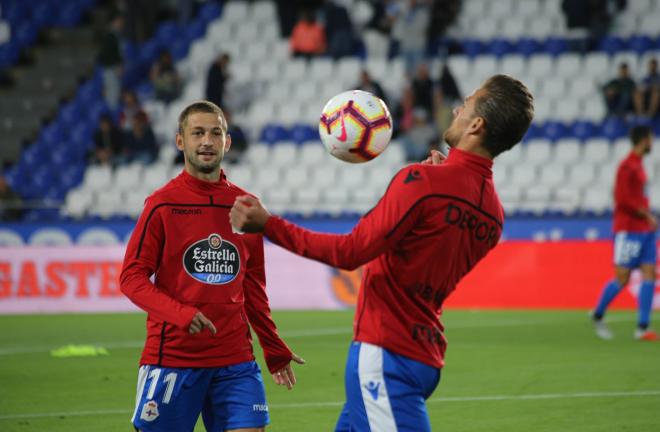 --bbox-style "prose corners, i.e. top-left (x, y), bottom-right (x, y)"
top-left (92, 113), bottom-right (126, 166)
top-left (206, 53), bottom-right (231, 109)
top-left (356, 70), bottom-right (388, 105)
top-left (126, 112), bottom-right (158, 164)
top-left (604, 62), bottom-right (636, 117)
